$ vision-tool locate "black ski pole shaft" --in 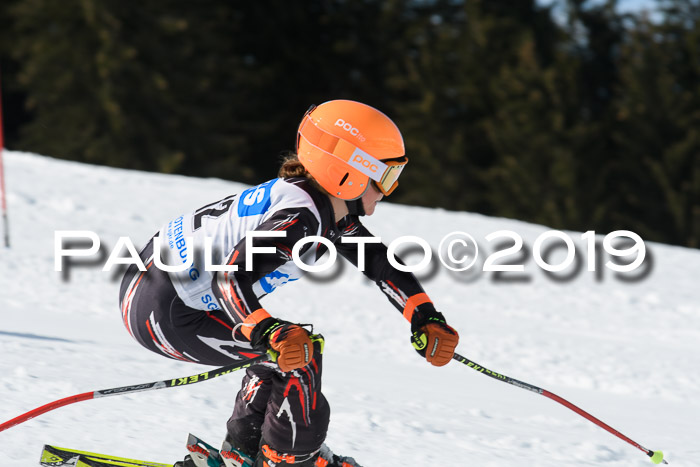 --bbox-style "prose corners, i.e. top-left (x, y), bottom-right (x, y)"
top-left (0, 353), bottom-right (269, 433)
top-left (452, 352), bottom-right (667, 464)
